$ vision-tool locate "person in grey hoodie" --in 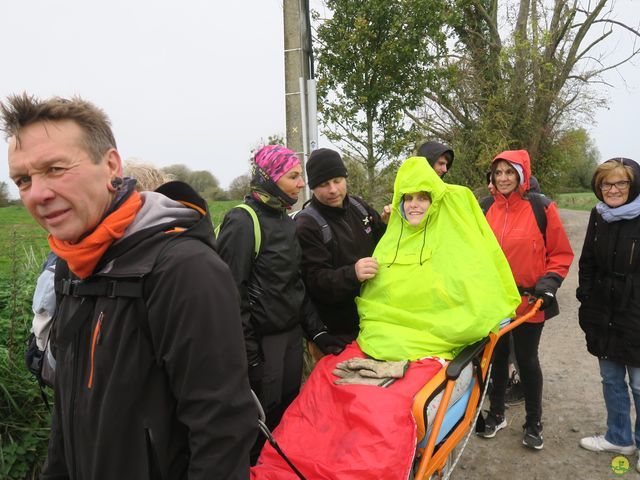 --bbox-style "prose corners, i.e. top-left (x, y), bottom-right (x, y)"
top-left (3, 93), bottom-right (255, 480)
